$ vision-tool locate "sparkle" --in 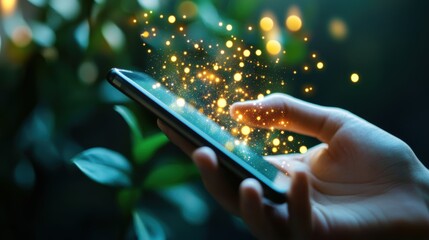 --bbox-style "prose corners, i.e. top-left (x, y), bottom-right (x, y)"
top-left (170, 55), bottom-right (177, 62)
top-left (266, 40), bottom-right (281, 55)
top-left (351, 73), bottom-right (360, 83)
top-left (226, 40), bottom-right (233, 48)
top-left (317, 62), bottom-right (324, 69)
top-left (299, 146), bottom-right (308, 154)
top-left (217, 98), bottom-right (227, 108)
top-left (241, 126), bottom-right (251, 135)
top-left (260, 17), bottom-right (274, 32)
top-left (168, 15), bottom-right (176, 24)
top-left (176, 98), bottom-right (186, 107)
top-left (234, 73), bottom-right (242, 81)
top-left (243, 49), bottom-right (251, 57)
top-left (226, 24), bottom-right (233, 31)
top-left (286, 15), bottom-right (302, 32)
